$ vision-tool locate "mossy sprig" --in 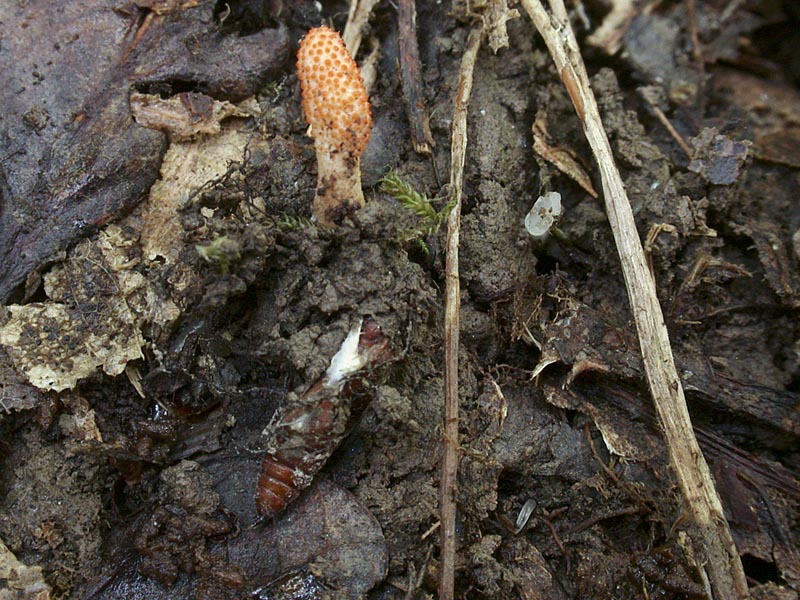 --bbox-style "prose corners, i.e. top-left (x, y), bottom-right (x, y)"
top-left (379, 170), bottom-right (454, 252)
